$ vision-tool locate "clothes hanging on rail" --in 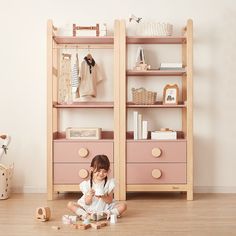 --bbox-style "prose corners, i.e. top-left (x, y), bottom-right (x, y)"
top-left (71, 53), bottom-right (80, 99)
top-left (79, 55), bottom-right (103, 98)
top-left (58, 54), bottom-right (72, 104)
